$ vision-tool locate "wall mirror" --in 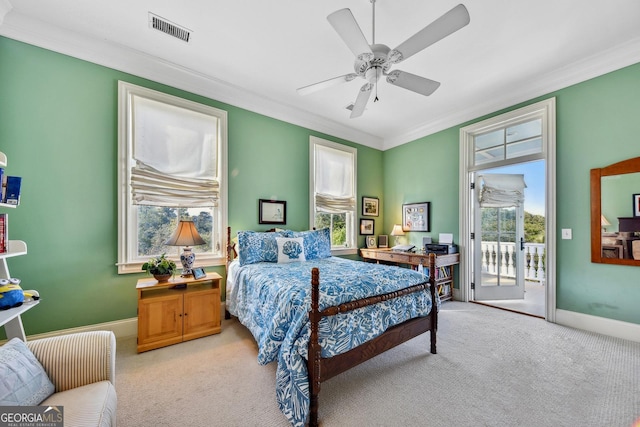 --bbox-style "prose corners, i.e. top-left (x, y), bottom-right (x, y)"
top-left (591, 156), bottom-right (640, 265)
